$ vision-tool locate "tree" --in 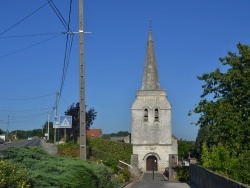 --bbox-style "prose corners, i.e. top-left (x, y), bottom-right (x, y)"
top-left (190, 43), bottom-right (250, 155)
top-left (177, 140), bottom-right (195, 159)
top-left (200, 143), bottom-right (250, 185)
top-left (63, 102), bottom-right (97, 143)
